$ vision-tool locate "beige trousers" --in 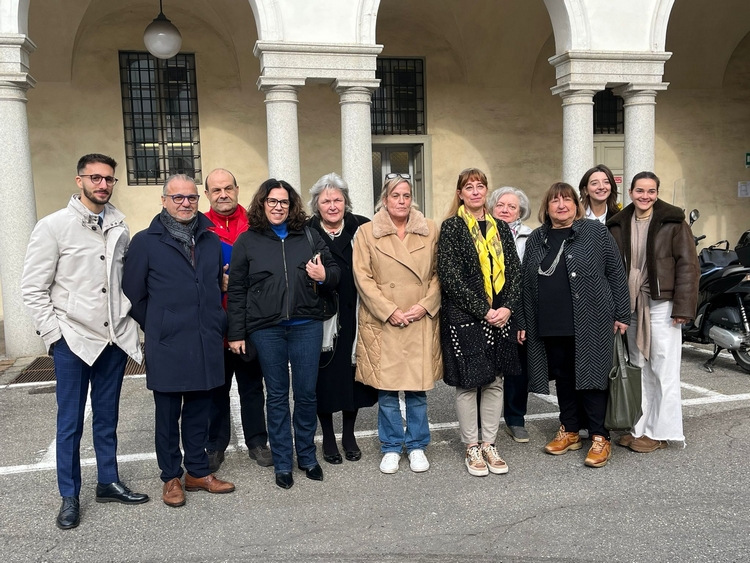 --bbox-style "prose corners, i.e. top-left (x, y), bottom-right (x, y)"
top-left (455, 377), bottom-right (504, 445)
